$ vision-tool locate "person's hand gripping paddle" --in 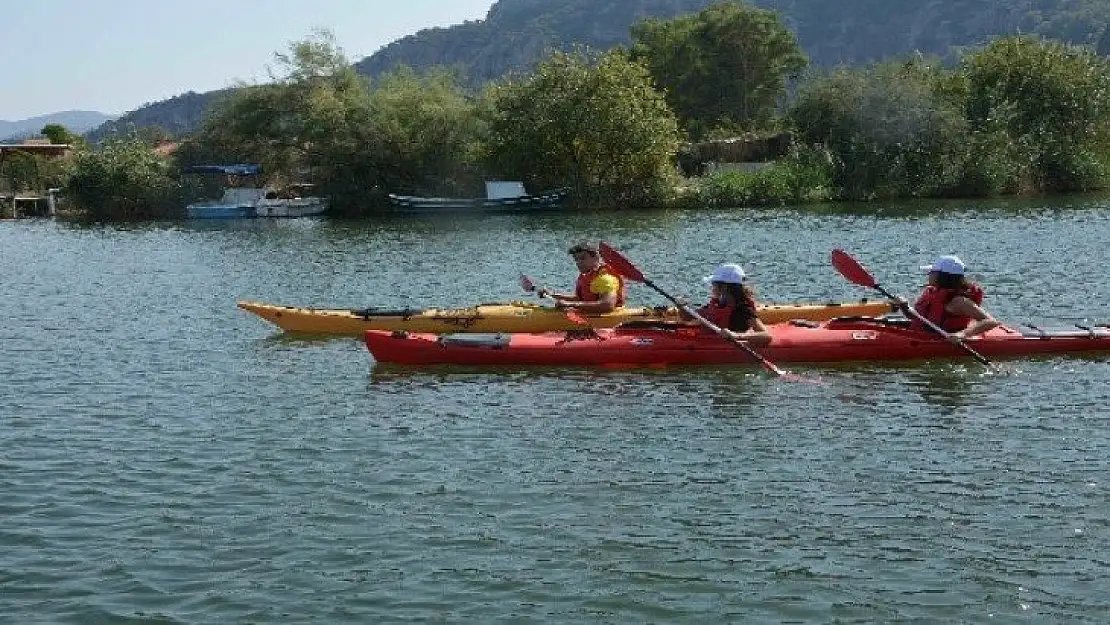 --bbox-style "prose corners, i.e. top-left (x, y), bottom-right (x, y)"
top-left (519, 274), bottom-right (589, 325)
